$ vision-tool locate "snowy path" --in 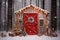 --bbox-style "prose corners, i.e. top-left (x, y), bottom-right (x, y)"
top-left (0, 35), bottom-right (60, 40)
